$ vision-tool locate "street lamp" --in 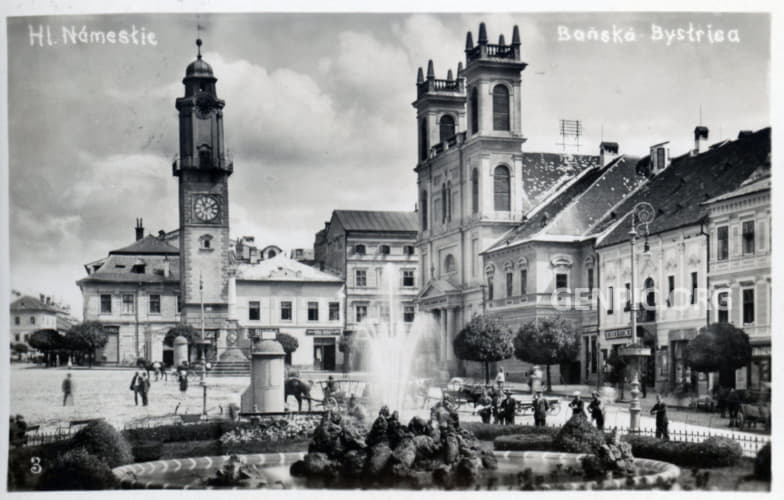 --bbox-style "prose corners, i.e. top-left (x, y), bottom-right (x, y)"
top-left (628, 202), bottom-right (655, 432)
